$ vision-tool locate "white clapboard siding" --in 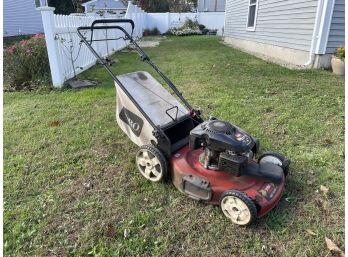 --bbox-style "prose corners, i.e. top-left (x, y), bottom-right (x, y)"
top-left (4, 0), bottom-right (44, 36)
top-left (224, 0), bottom-right (318, 52)
top-left (197, 0), bottom-right (225, 12)
top-left (326, 0), bottom-right (345, 53)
